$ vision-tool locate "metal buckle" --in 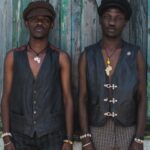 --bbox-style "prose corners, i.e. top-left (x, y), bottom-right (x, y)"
top-left (104, 84), bottom-right (117, 90)
top-left (104, 112), bottom-right (117, 117)
top-left (104, 98), bottom-right (118, 104)
top-left (109, 98), bottom-right (118, 104)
